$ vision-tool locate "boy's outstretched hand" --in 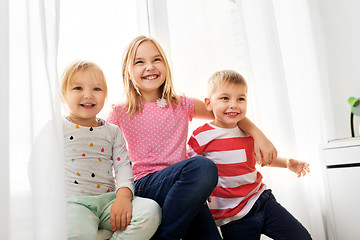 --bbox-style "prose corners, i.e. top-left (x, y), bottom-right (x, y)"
top-left (287, 158), bottom-right (310, 177)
